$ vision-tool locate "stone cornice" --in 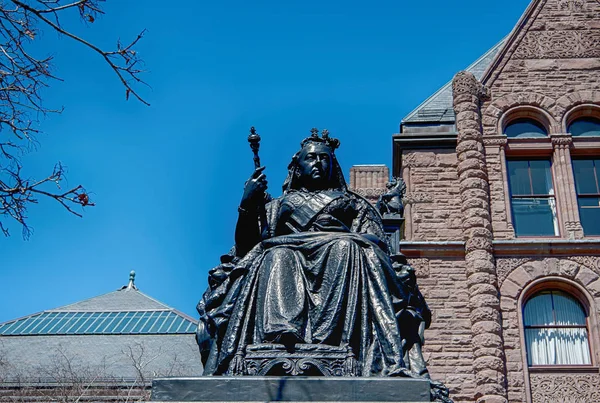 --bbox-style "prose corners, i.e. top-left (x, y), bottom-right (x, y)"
top-left (399, 239), bottom-right (600, 258)
top-left (399, 241), bottom-right (466, 258)
top-left (392, 132), bottom-right (457, 149)
top-left (493, 239), bottom-right (600, 256)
